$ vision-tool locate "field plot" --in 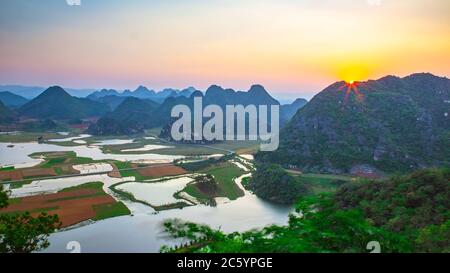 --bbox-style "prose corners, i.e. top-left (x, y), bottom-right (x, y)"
top-left (182, 162), bottom-right (246, 202)
top-left (116, 162), bottom-right (187, 181)
top-left (292, 173), bottom-right (365, 195)
top-left (114, 177), bottom-right (194, 210)
top-left (0, 182), bottom-right (130, 227)
top-left (0, 166), bottom-right (57, 181)
top-left (137, 165), bottom-right (187, 178)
